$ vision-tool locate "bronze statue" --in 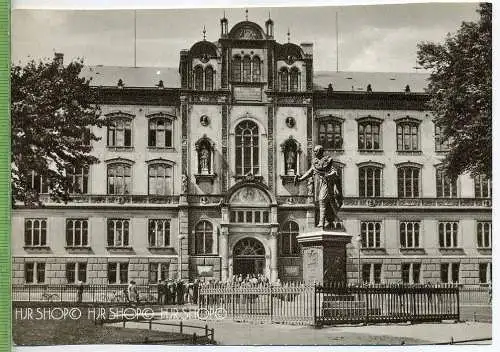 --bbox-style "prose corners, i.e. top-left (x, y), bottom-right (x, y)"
top-left (295, 145), bottom-right (343, 229)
